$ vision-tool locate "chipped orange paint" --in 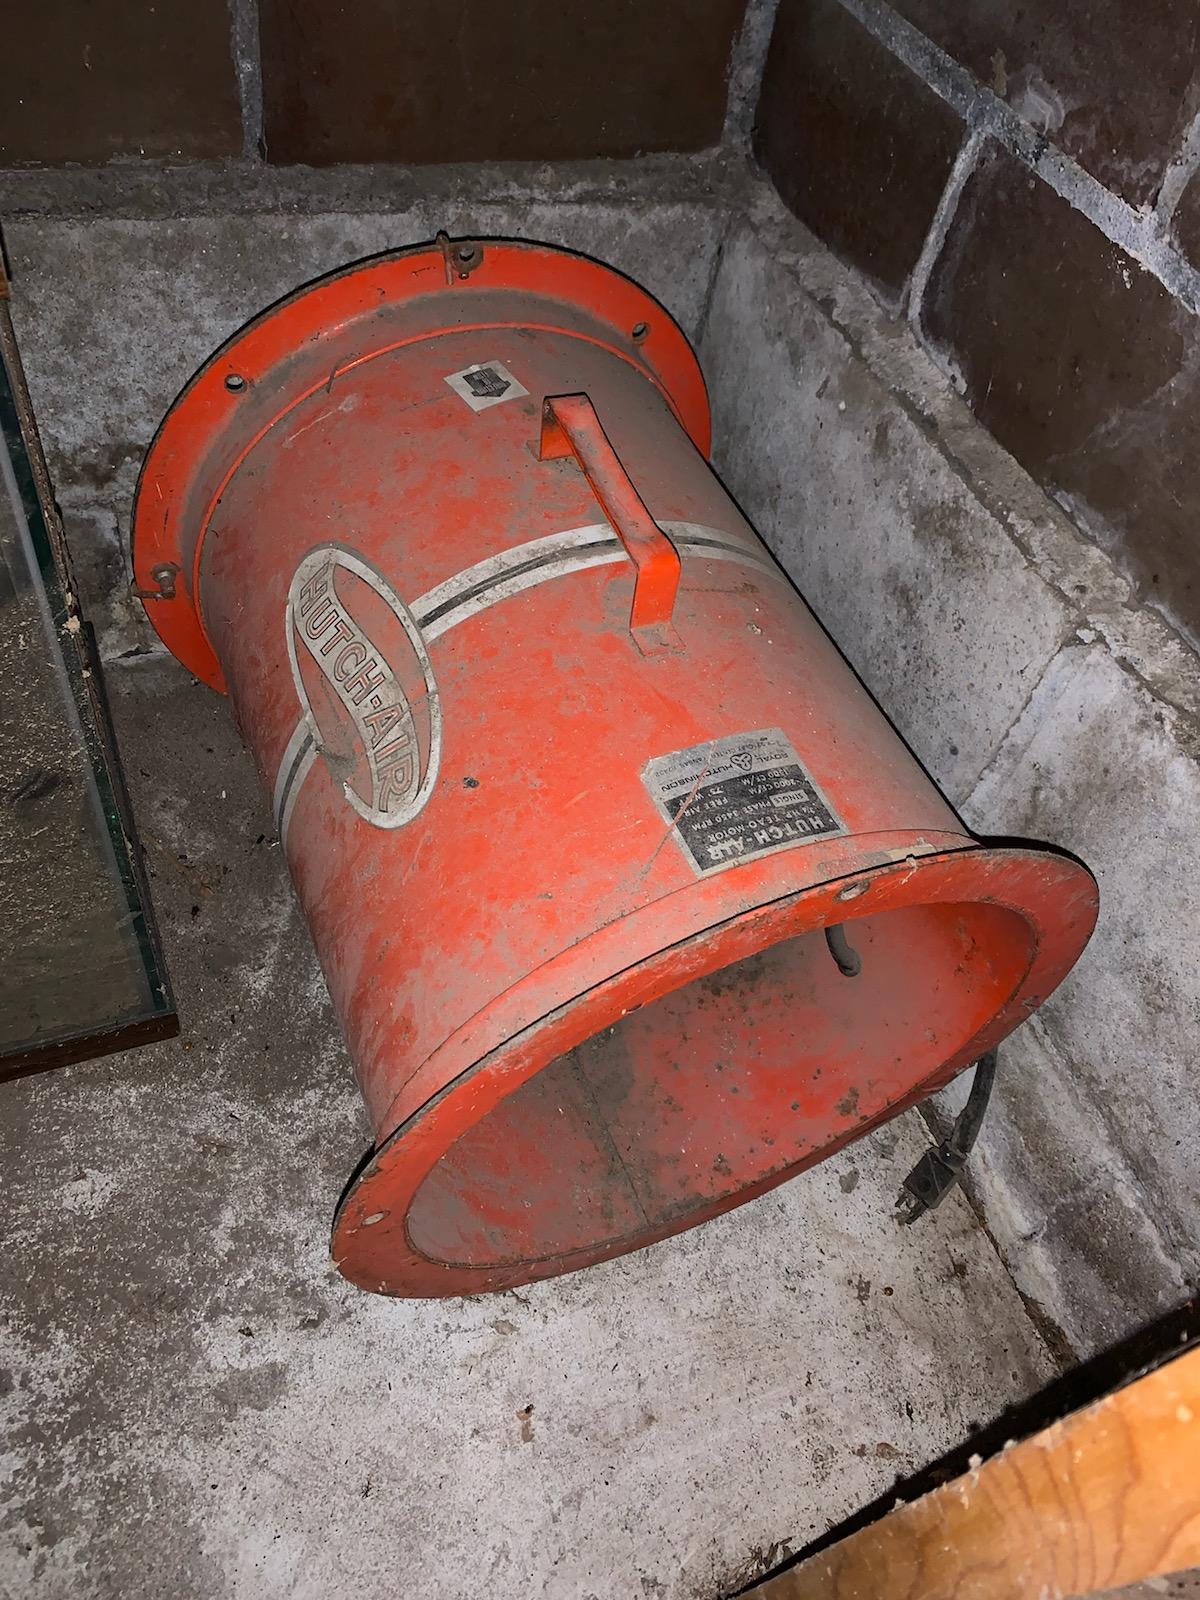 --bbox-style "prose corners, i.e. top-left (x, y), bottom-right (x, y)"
top-left (134, 239), bottom-right (1097, 1297)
